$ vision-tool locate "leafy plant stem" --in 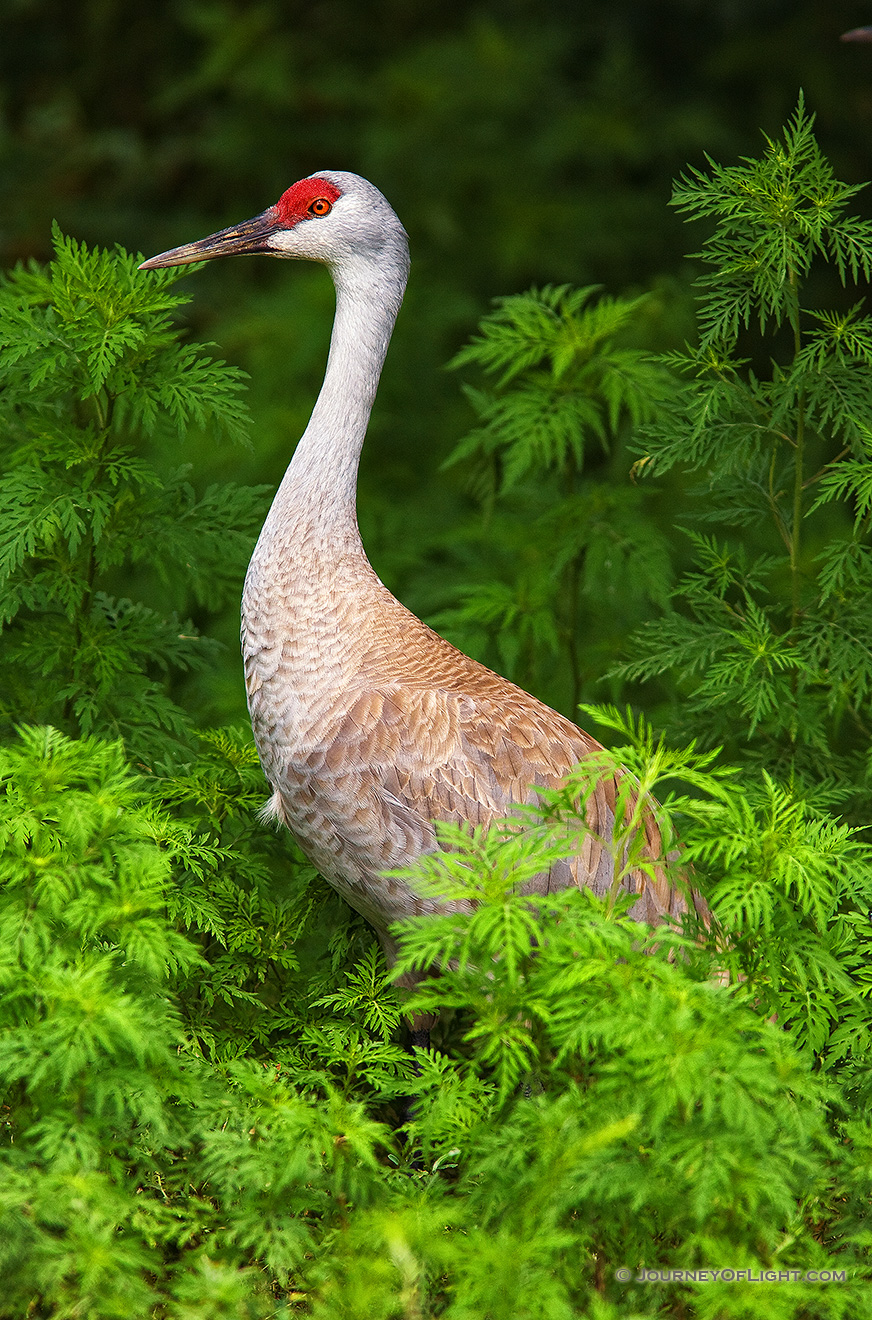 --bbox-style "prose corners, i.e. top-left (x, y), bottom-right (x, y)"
top-left (790, 280), bottom-right (806, 634)
top-left (566, 455), bottom-right (582, 717)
